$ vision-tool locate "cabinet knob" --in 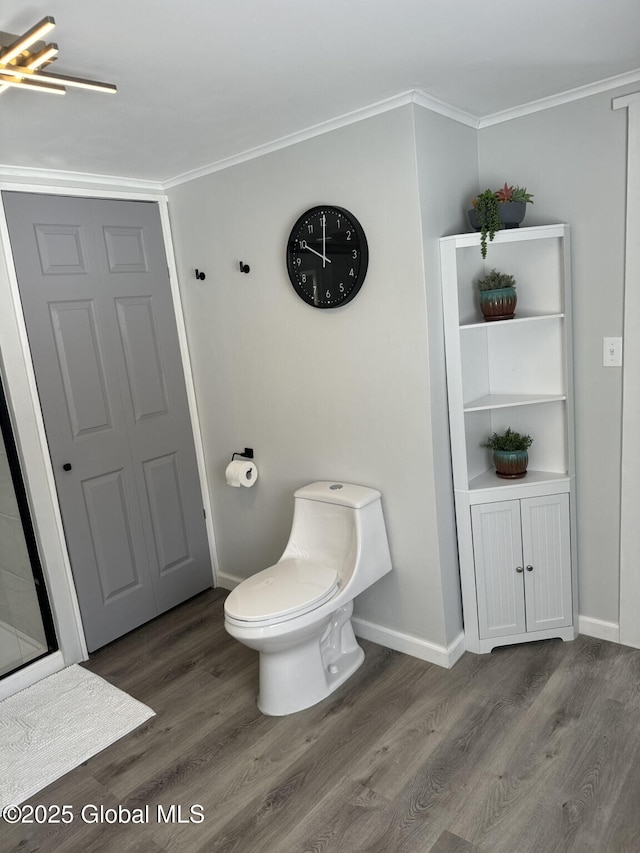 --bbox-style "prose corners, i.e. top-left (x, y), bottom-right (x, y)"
top-left (62, 463), bottom-right (72, 472)
top-left (526, 565), bottom-right (534, 572)
top-left (516, 566), bottom-right (524, 573)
